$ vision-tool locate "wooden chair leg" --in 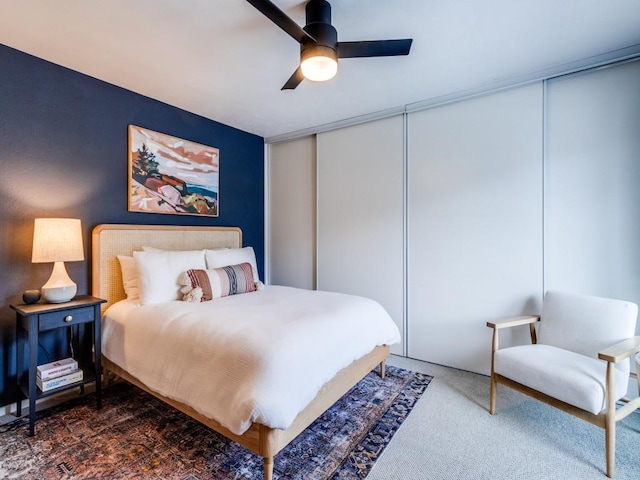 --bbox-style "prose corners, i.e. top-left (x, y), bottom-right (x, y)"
top-left (263, 456), bottom-right (274, 480)
top-left (489, 373), bottom-right (497, 415)
top-left (490, 328), bottom-right (499, 415)
top-left (379, 360), bottom-right (386, 380)
top-left (605, 419), bottom-right (615, 478)
top-left (605, 362), bottom-right (616, 478)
